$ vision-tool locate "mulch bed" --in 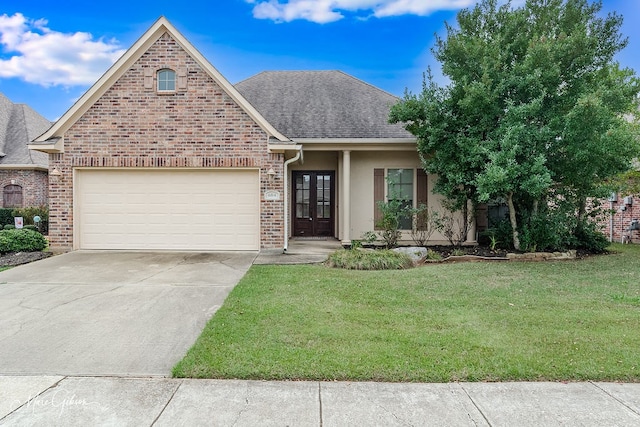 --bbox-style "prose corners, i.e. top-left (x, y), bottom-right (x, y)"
top-left (0, 251), bottom-right (53, 267)
top-left (425, 245), bottom-right (601, 261)
top-left (427, 245), bottom-right (509, 258)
